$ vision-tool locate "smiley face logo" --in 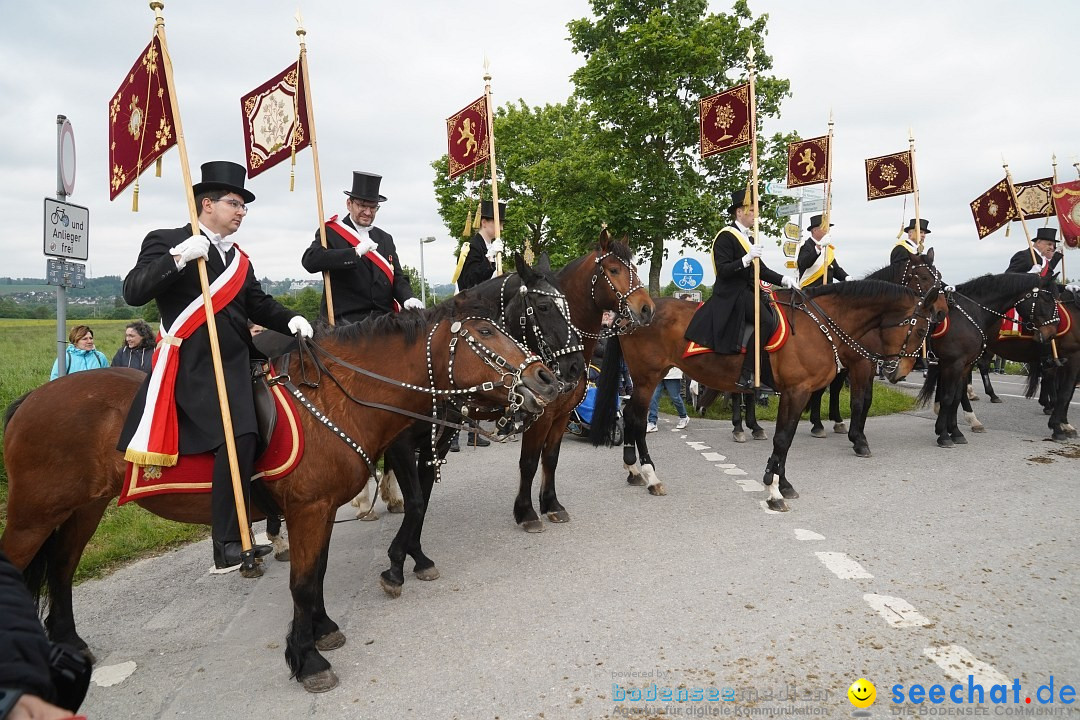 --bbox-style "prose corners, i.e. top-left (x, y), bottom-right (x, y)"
top-left (848, 678), bottom-right (876, 708)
